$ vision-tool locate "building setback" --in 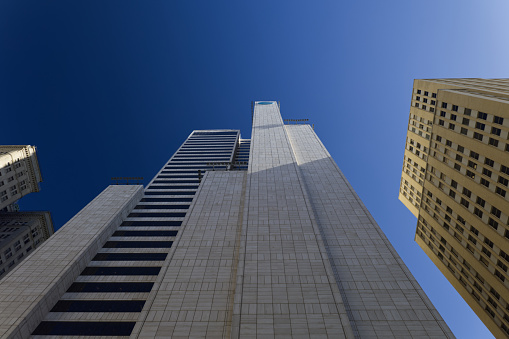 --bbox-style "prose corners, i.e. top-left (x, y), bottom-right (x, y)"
top-left (0, 102), bottom-right (452, 338)
top-left (399, 79), bottom-right (509, 338)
